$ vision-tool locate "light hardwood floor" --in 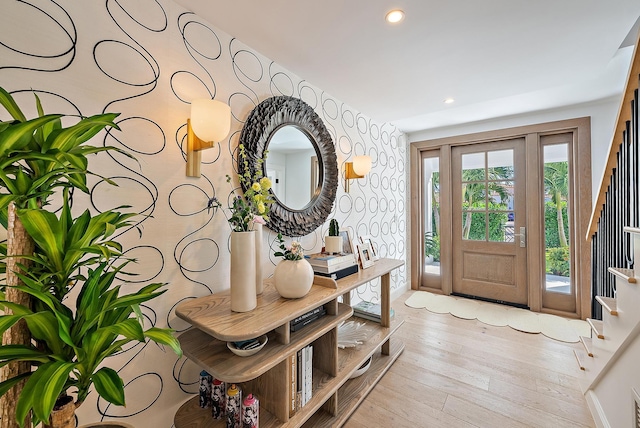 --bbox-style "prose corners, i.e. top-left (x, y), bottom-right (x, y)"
top-left (344, 290), bottom-right (595, 428)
